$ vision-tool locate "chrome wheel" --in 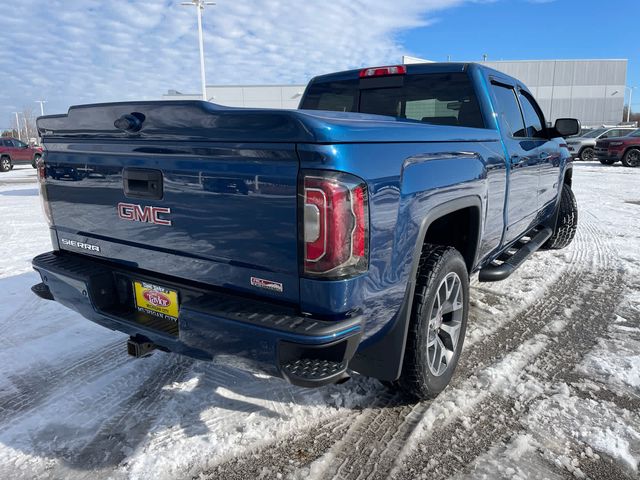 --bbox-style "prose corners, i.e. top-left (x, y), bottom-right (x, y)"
top-left (426, 271), bottom-right (464, 376)
top-left (0, 157), bottom-right (10, 172)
